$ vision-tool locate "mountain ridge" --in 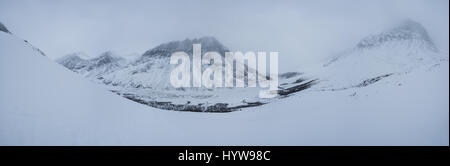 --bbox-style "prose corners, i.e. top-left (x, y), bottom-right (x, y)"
top-left (142, 36), bottom-right (229, 58)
